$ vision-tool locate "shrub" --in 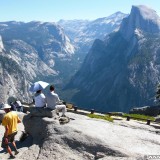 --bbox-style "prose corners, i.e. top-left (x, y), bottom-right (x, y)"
top-left (123, 113), bottom-right (155, 121)
top-left (87, 114), bottom-right (113, 122)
